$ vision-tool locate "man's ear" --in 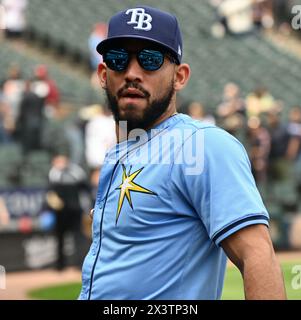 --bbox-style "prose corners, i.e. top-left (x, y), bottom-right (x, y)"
top-left (174, 63), bottom-right (191, 92)
top-left (97, 62), bottom-right (107, 89)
